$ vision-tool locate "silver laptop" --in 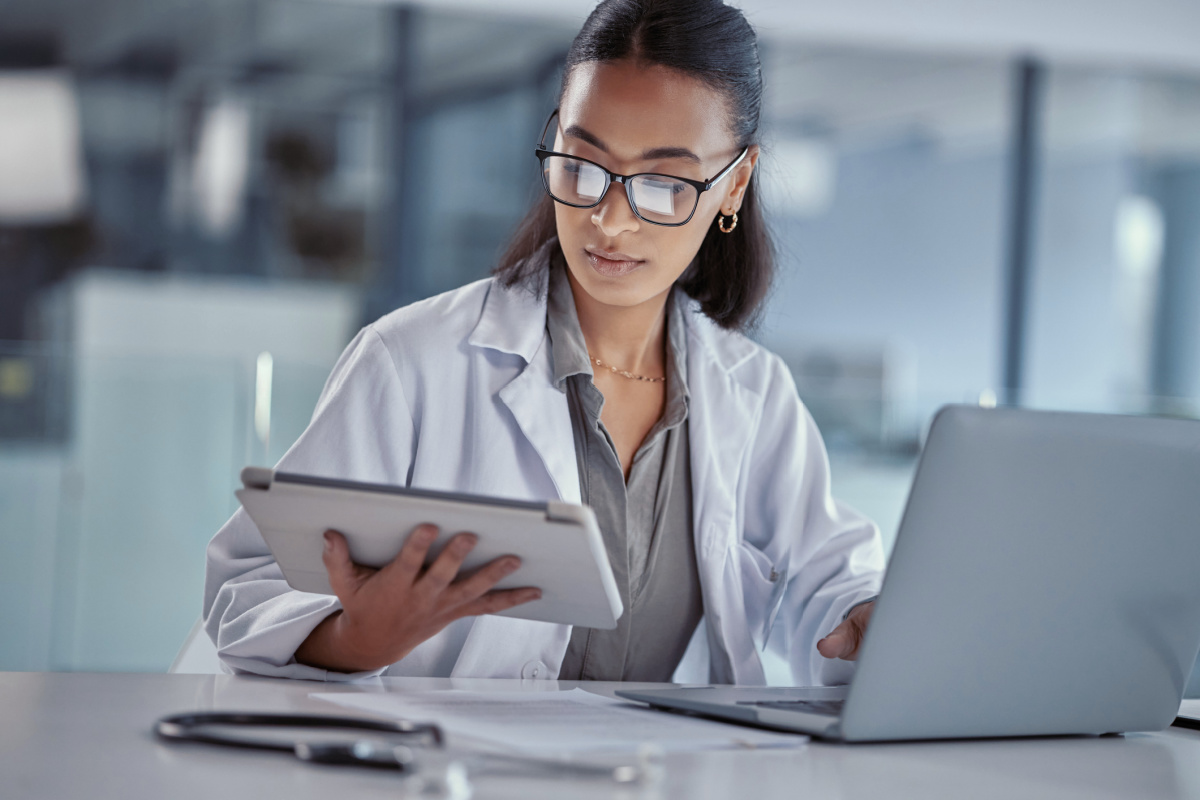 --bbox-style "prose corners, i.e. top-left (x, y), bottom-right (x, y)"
top-left (617, 405), bottom-right (1200, 741)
